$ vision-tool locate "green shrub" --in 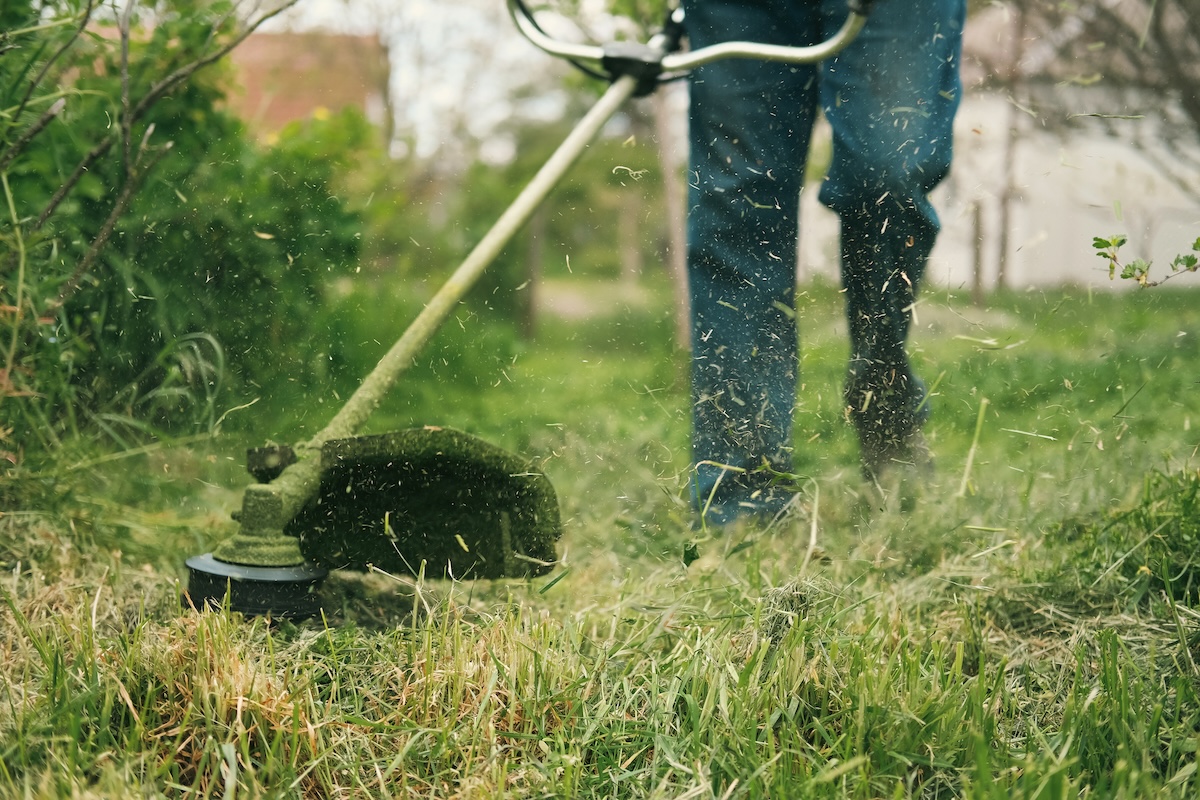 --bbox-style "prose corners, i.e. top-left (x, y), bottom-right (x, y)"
top-left (1, 1), bottom-right (366, 458)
